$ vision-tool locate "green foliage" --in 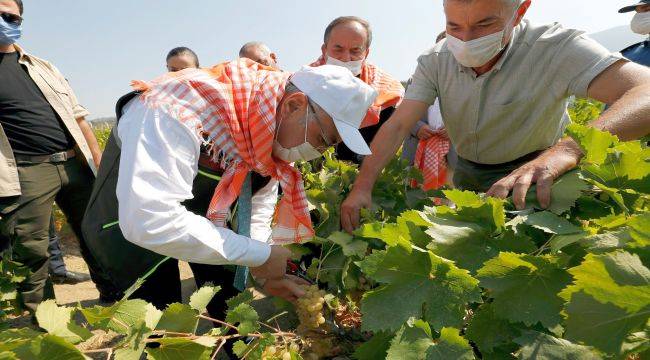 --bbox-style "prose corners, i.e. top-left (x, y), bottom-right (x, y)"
top-left (568, 98), bottom-right (604, 126)
top-left (1, 124), bottom-right (648, 360)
